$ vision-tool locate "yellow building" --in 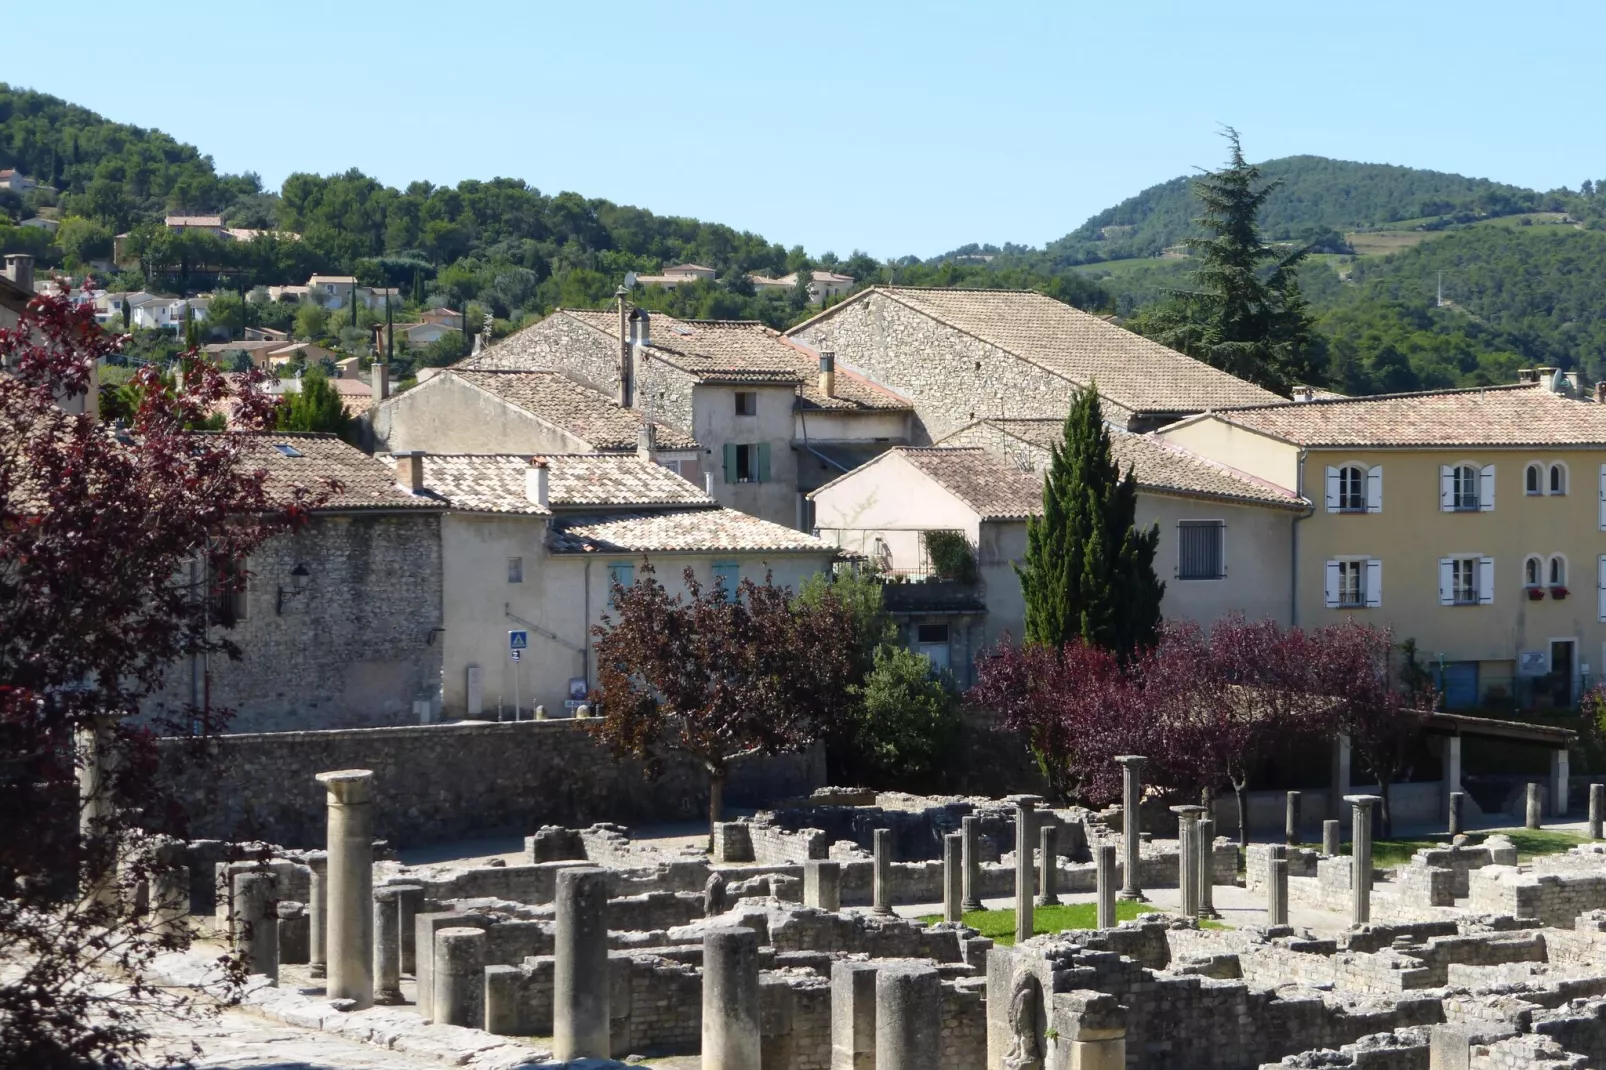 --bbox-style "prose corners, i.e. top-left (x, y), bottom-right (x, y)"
top-left (1158, 384), bottom-right (1606, 709)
